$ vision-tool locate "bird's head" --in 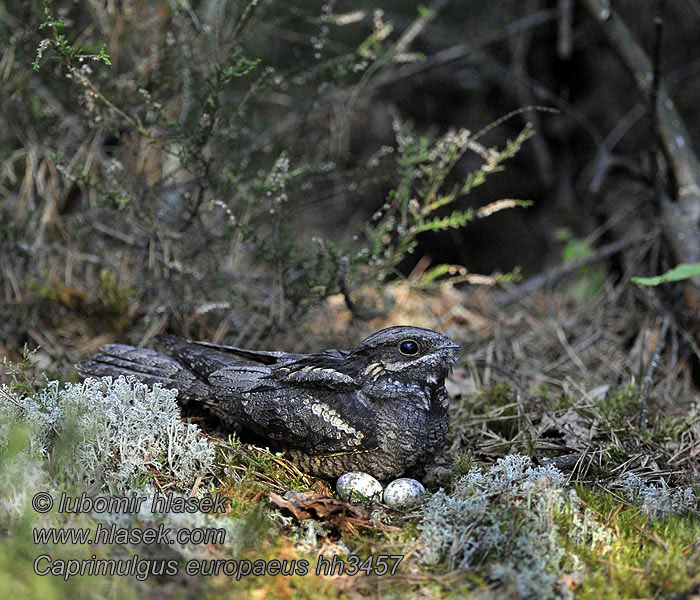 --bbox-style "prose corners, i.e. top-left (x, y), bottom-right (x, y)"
top-left (348, 326), bottom-right (460, 399)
